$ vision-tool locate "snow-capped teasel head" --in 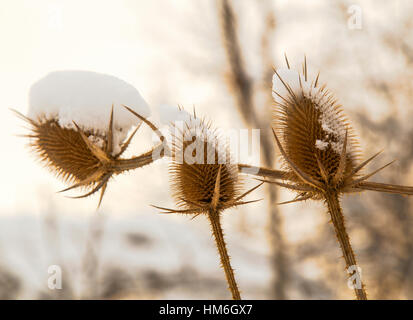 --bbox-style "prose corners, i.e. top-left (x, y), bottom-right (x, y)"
top-left (14, 70), bottom-right (165, 207)
top-left (28, 70), bottom-right (151, 156)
